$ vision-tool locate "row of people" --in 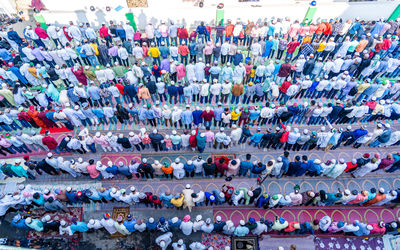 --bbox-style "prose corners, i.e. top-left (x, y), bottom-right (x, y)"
top-left (11, 210), bottom-right (398, 240)
top-left (2, 180), bottom-right (399, 217)
top-left (0, 116), bottom-right (396, 157)
top-left (13, 147), bottom-right (400, 183)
